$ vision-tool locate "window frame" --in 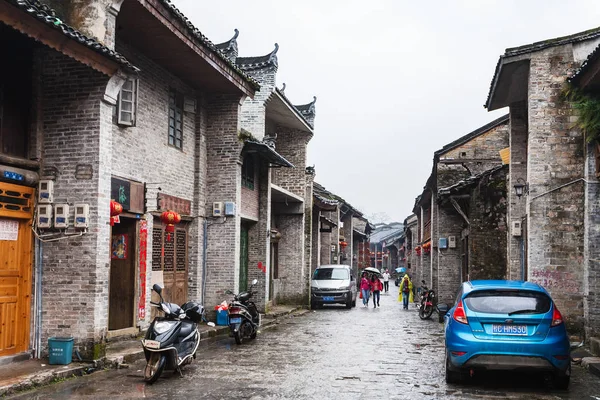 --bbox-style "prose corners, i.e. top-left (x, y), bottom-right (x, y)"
top-left (117, 78), bottom-right (138, 127)
top-left (242, 155), bottom-right (255, 190)
top-left (168, 89), bottom-right (184, 150)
